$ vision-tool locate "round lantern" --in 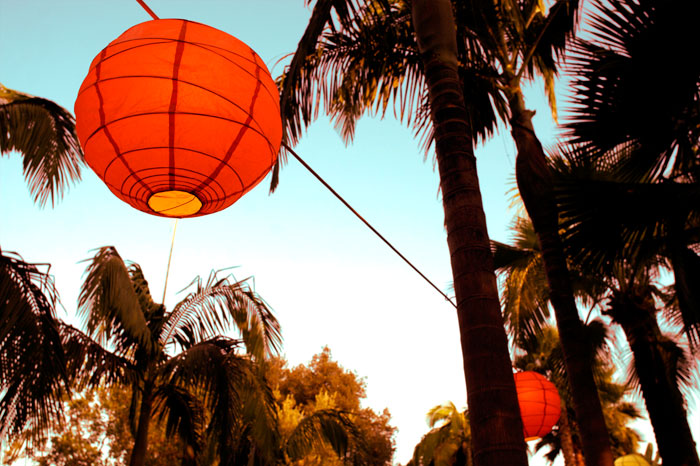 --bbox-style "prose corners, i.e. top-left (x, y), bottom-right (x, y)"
top-left (514, 371), bottom-right (561, 440)
top-left (614, 454), bottom-right (651, 466)
top-left (75, 19), bottom-right (281, 217)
